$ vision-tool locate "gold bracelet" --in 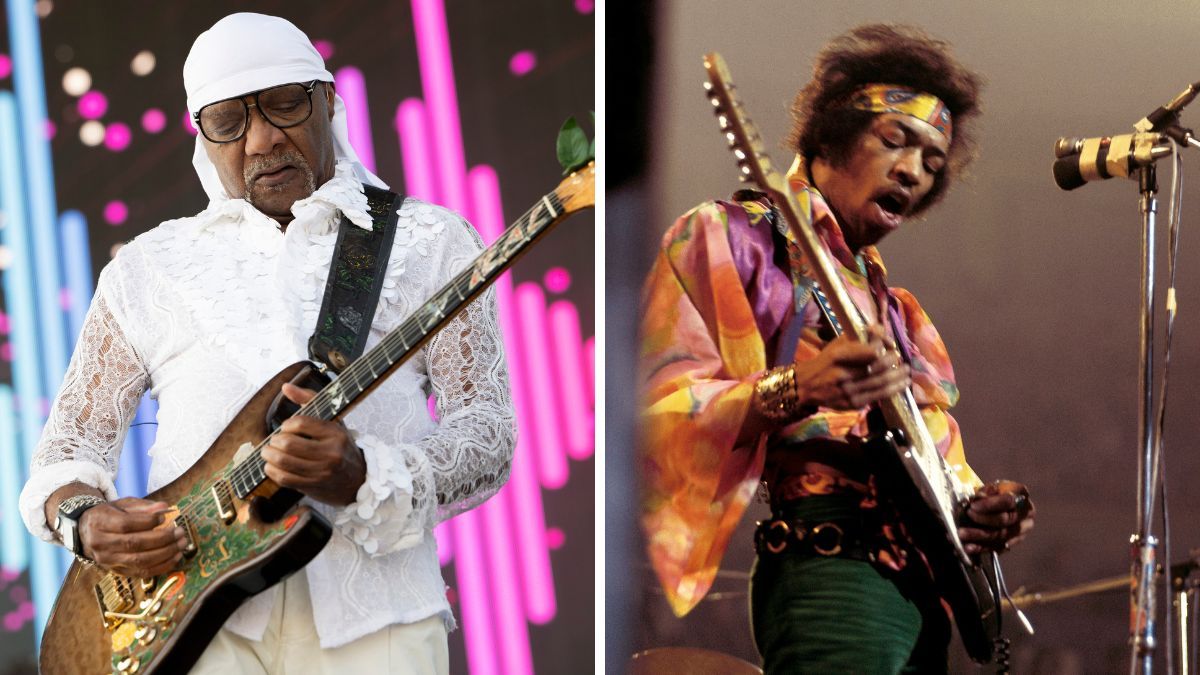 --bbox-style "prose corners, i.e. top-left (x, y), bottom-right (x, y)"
top-left (754, 365), bottom-right (802, 421)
